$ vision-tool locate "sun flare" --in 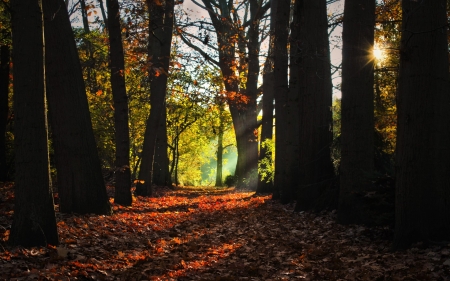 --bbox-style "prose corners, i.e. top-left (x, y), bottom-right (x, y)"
top-left (373, 45), bottom-right (384, 61)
